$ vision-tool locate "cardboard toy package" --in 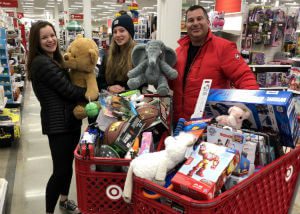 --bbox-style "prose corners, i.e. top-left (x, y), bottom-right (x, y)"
top-left (204, 89), bottom-right (299, 147)
top-left (207, 125), bottom-right (250, 176)
top-left (171, 142), bottom-right (239, 200)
